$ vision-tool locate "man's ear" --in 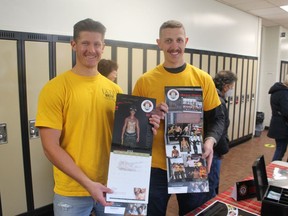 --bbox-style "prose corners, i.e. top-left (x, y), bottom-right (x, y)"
top-left (101, 42), bottom-right (105, 53)
top-left (185, 37), bottom-right (189, 45)
top-left (156, 39), bottom-right (162, 50)
top-left (71, 40), bottom-right (76, 51)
